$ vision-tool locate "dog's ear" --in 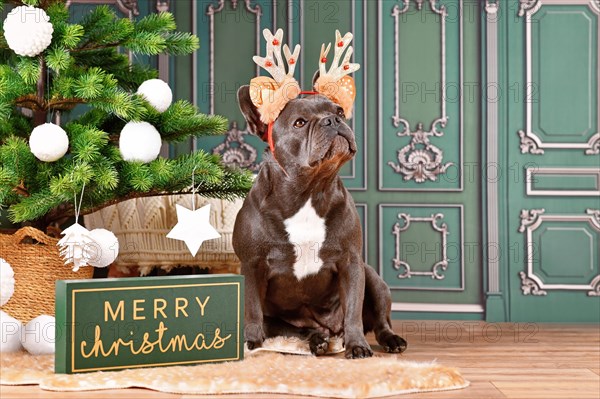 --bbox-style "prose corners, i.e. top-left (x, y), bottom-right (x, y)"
top-left (238, 85), bottom-right (266, 137)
